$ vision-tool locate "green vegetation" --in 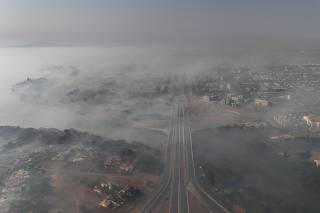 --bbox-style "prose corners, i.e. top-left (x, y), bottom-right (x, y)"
top-left (10, 174), bottom-right (52, 213)
top-left (301, 171), bottom-right (320, 193)
top-left (135, 153), bottom-right (163, 174)
top-left (194, 126), bottom-right (320, 213)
